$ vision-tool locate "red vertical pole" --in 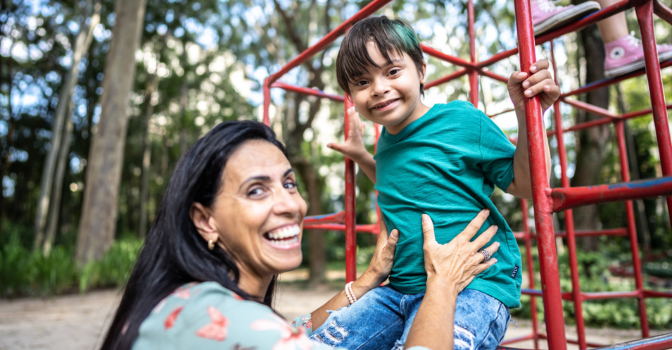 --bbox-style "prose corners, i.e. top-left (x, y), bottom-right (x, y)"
top-left (344, 96), bottom-right (357, 283)
top-left (514, 1), bottom-right (567, 349)
top-left (263, 78), bottom-right (271, 126)
top-left (635, 0), bottom-right (672, 226)
top-left (614, 120), bottom-right (650, 337)
top-left (521, 199), bottom-right (539, 349)
top-left (468, 0), bottom-right (479, 107)
top-left (551, 41), bottom-right (587, 349)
